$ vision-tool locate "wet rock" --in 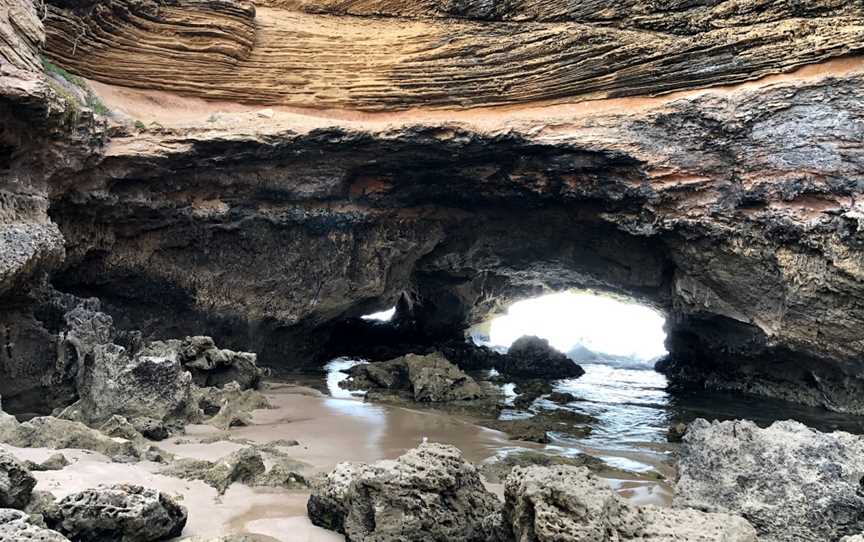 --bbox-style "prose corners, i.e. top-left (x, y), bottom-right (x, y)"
top-left (24, 453), bottom-right (69, 472)
top-left (0, 449), bottom-right (35, 509)
top-left (497, 336), bottom-right (584, 380)
top-left (480, 410), bottom-right (594, 443)
top-left (343, 353), bottom-right (484, 402)
top-left (479, 450), bottom-right (606, 483)
top-left (546, 391), bottom-right (578, 404)
top-left (666, 422), bottom-right (687, 443)
top-left (503, 466), bottom-right (757, 541)
top-left (511, 380), bottom-right (554, 409)
top-left (308, 442), bottom-right (500, 541)
top-left (159, 448), bottom-right (266, 494)
top-left (46, 484), bottom-right (187, 542)
top-left (0, 508), bottom-right (70, 542)
top-left (675, 419), bottom-right (864, 541)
